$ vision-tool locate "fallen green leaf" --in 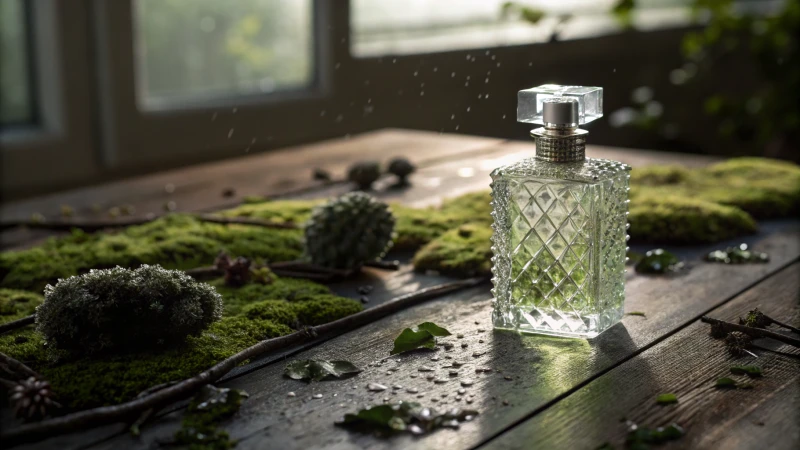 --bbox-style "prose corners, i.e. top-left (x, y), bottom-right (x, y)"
top-left (390, 322), bottom-right (451, 355)
top-left (627, 423), bottom-right (684, 446)
top-left (731, 365), bottom-right (762, 377)
top-left (417, 322), bottom-right (452, 337)
top-left (337, 401), bottom-right (478, 436)
top-left (284, 359), bottom-right (361, 382)
top-left (656, 393), bottom-right (678, 405)
top-left (715, 377), bottom-right (737, 388)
